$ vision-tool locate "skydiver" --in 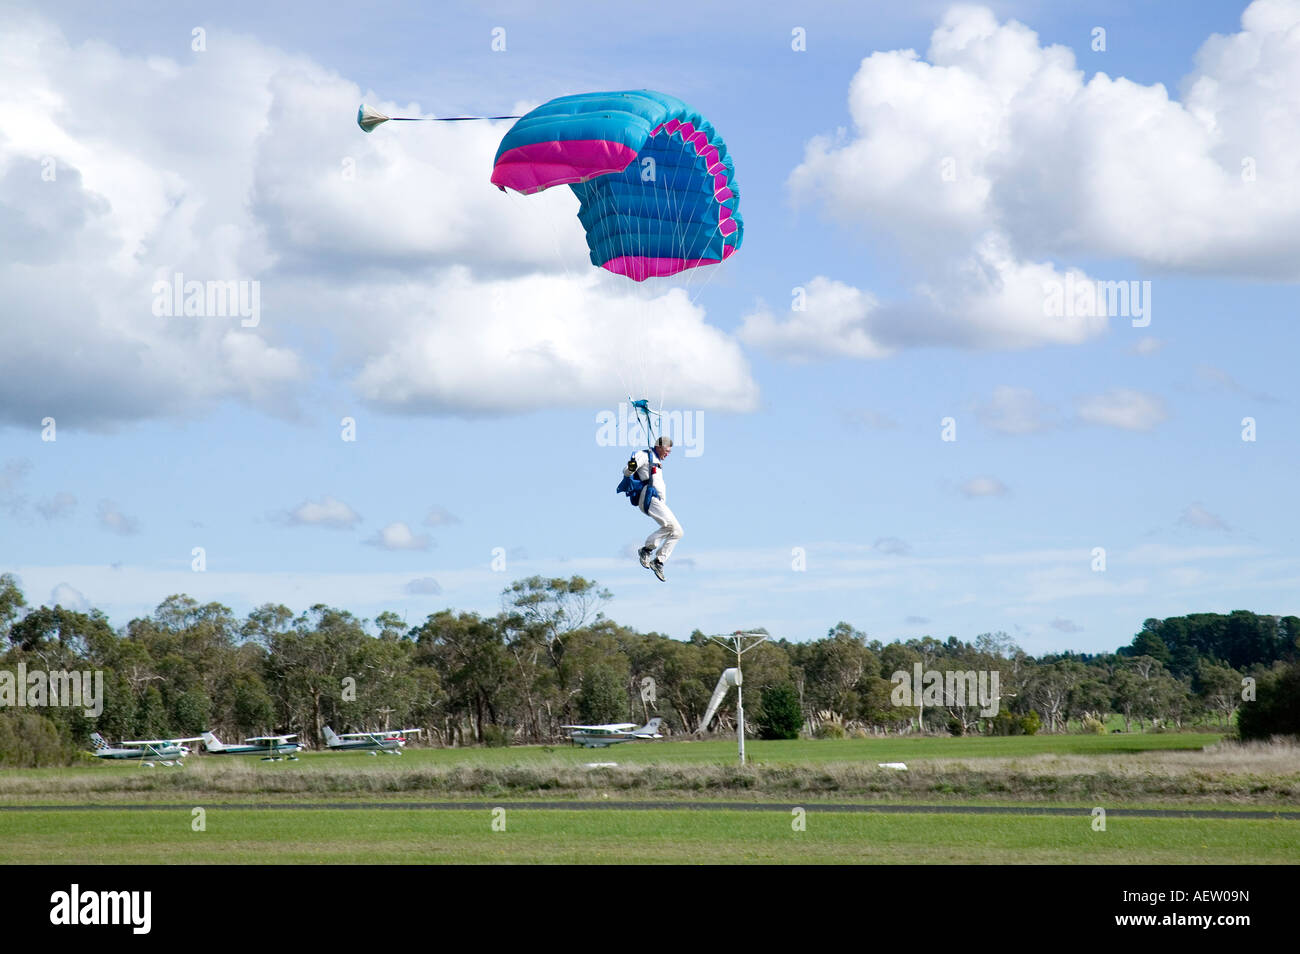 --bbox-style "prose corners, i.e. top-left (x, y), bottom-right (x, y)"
top-left (624, 436), bottom-right (682, 582)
